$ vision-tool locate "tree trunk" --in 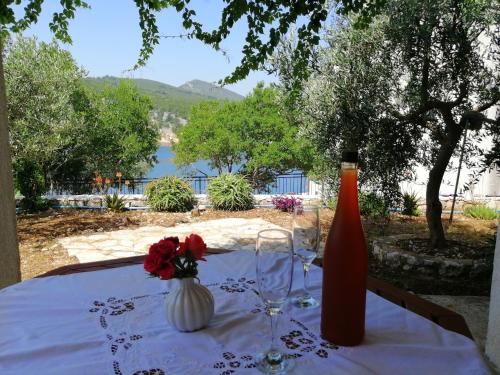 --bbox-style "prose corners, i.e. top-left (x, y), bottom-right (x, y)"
top-left (426, 125), bottom-right (462, 248)
top-left (0, 45), bottom-right (21, 288)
